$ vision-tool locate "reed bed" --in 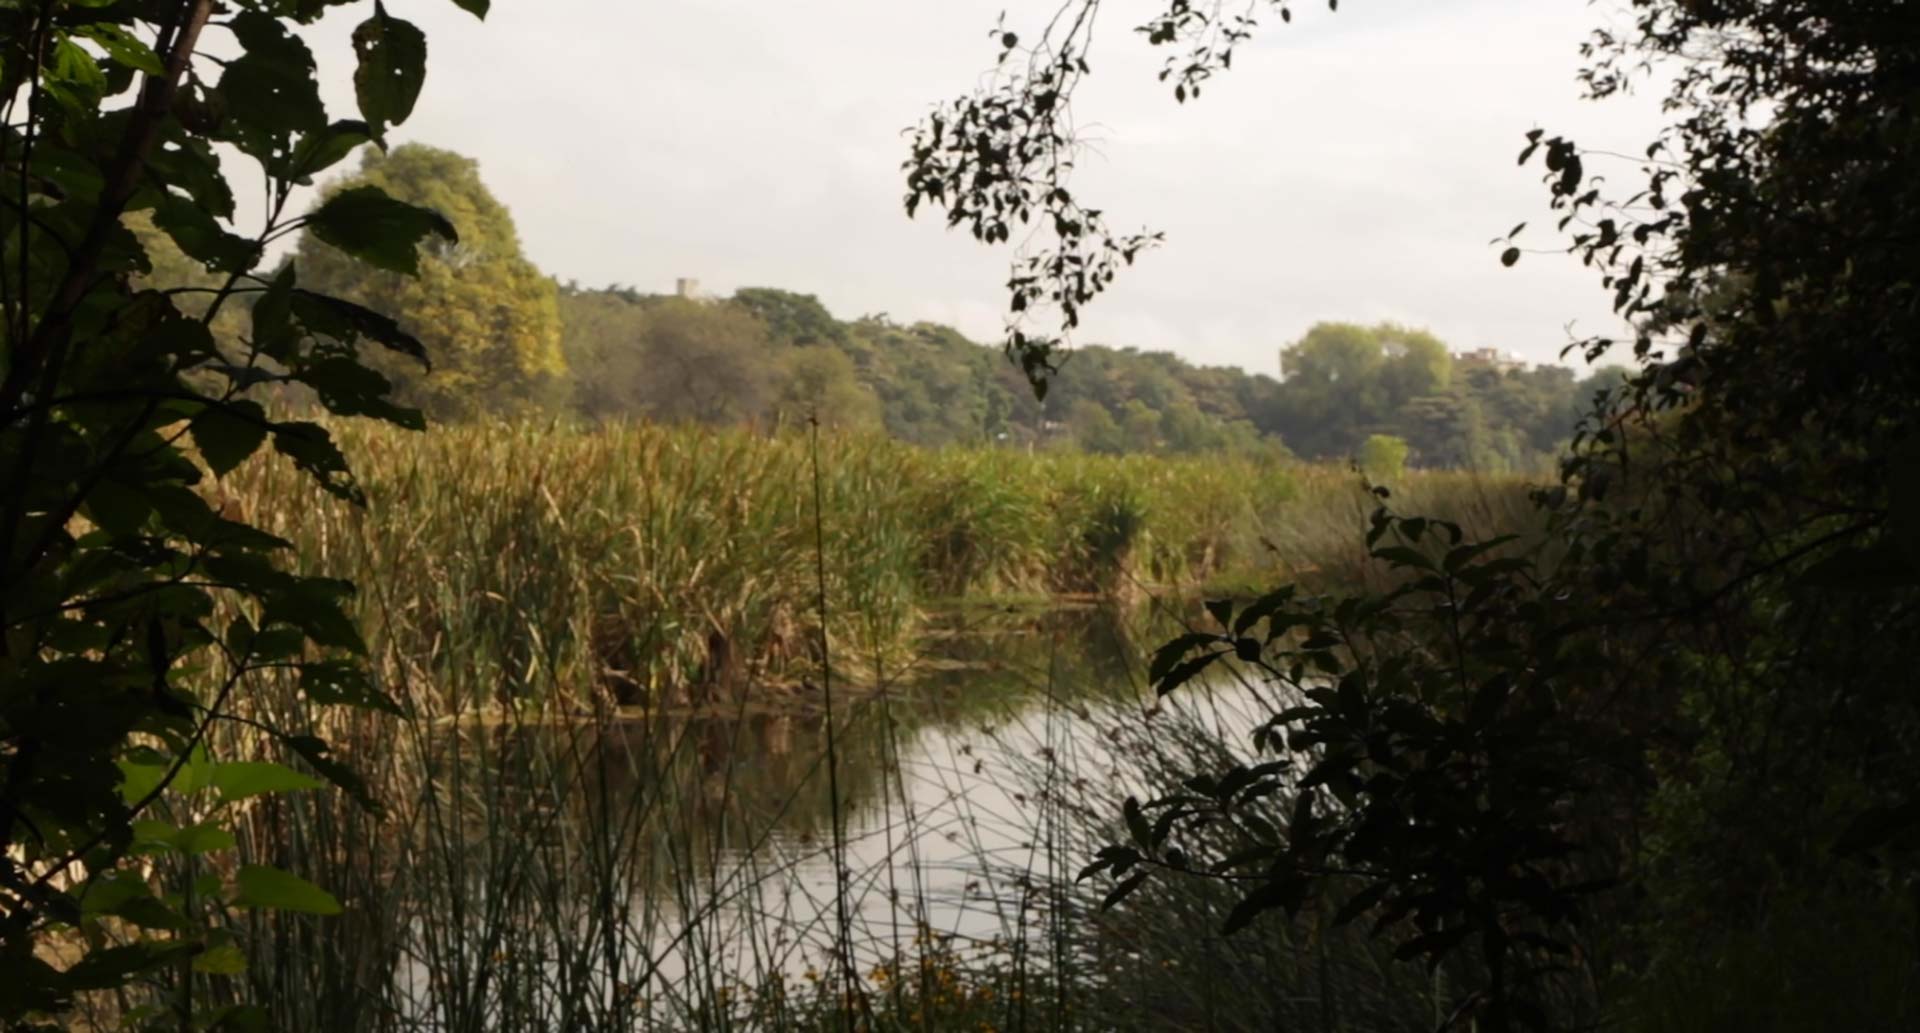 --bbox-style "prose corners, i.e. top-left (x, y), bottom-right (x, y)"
top-left (67, 421), bottom-right (1552, 1031)
top-left (212, 419), bottom-right (1537, 711)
